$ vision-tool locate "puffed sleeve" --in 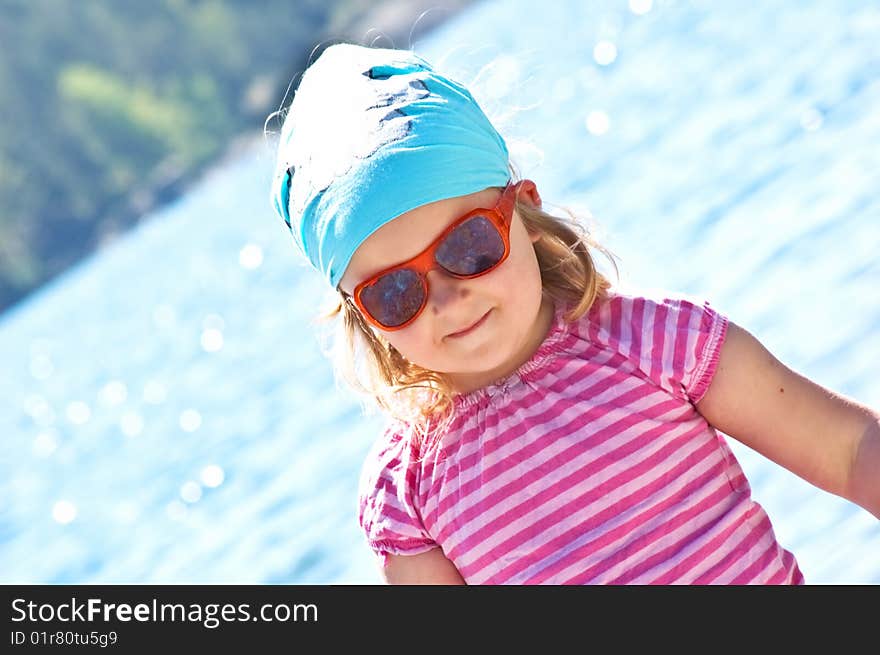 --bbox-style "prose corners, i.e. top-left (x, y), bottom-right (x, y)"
top-left (357, 421), bottom-right (438, 566)
top-left (597, 290), bottom-right (729, 404)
